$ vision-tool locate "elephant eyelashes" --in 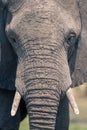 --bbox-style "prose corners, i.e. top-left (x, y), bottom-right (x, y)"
top-left (65, 31), bottom-right (77, 46)
top-left (64, 31), bottom-right (79, 60)
top-left (9, 37), bottom-right (18, 50)
top-left (10, 37), bottom-right (16, 43)
top-left (9, 37), bottom-right (17, 45)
